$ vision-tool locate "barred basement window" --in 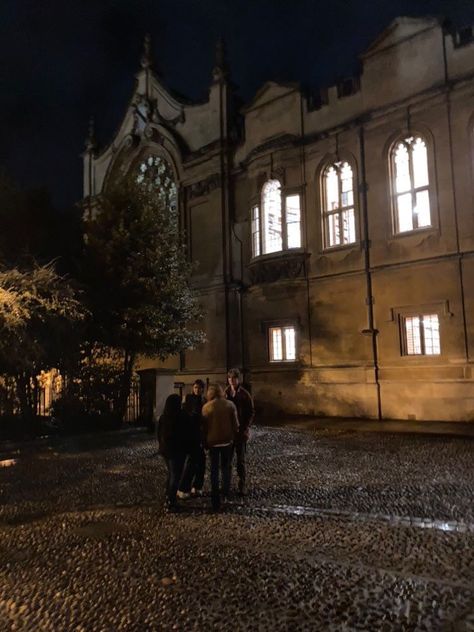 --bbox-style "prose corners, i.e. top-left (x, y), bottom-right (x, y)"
top-left (402, 314), bottom-right (440, 356)
top-left (251, 181), bottom-right (302, 257)
top-left (391, 136), bottom-right (431, 234)
top-left (269, 326), bottom-right (297, 362)
top-left (322, 162), bottom-right (356, 247)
